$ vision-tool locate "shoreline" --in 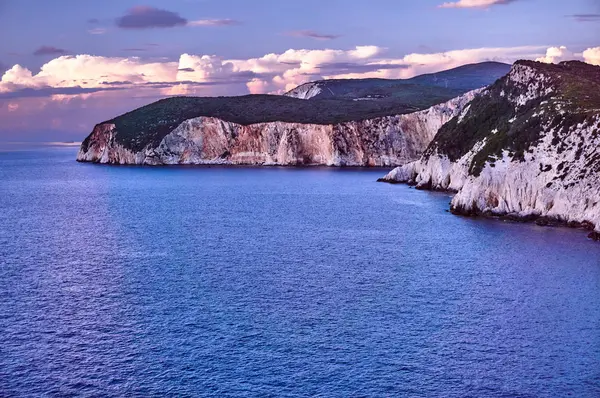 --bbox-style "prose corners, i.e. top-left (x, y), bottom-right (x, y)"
top-left (75, 158), bottom-right (400, 170)
top-left (378, 177), bottom-right (600, 241)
